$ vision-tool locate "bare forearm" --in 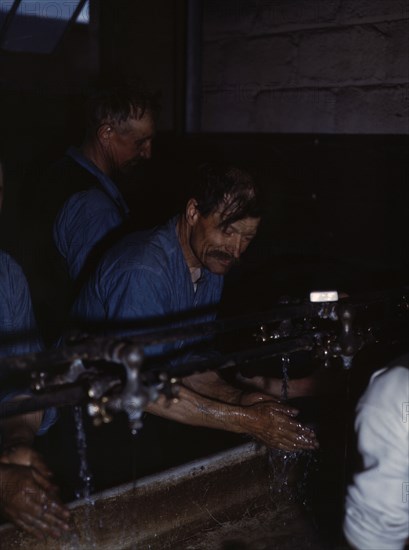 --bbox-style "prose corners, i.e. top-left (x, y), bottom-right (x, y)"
top-left (182, 371), bottom-right (282, 407)
top-left (145, 385), bottom-right (246, 434)
top-left (144, 385), bottom-right (318, 451)
top-left (180, 371), bottom-right (243, 404)
top-left (0, 397), bottom-right (43, 449)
